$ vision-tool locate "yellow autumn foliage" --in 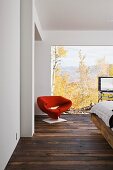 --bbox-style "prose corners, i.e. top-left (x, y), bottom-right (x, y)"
top-left (52, 47), bottom-right (111, 110)
top-left (57, 47), bottom-right (67, 57)
top-left (109, 64), bottom-right (113, 76)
